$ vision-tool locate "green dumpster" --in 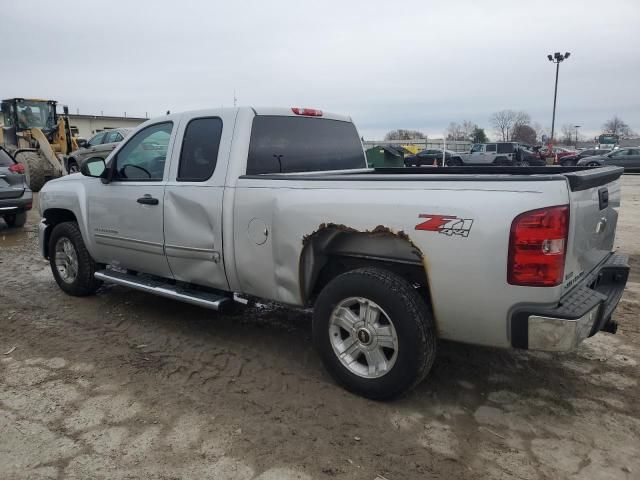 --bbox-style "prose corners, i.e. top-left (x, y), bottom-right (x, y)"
top-left (365, 145), bottom-right (407, 168)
